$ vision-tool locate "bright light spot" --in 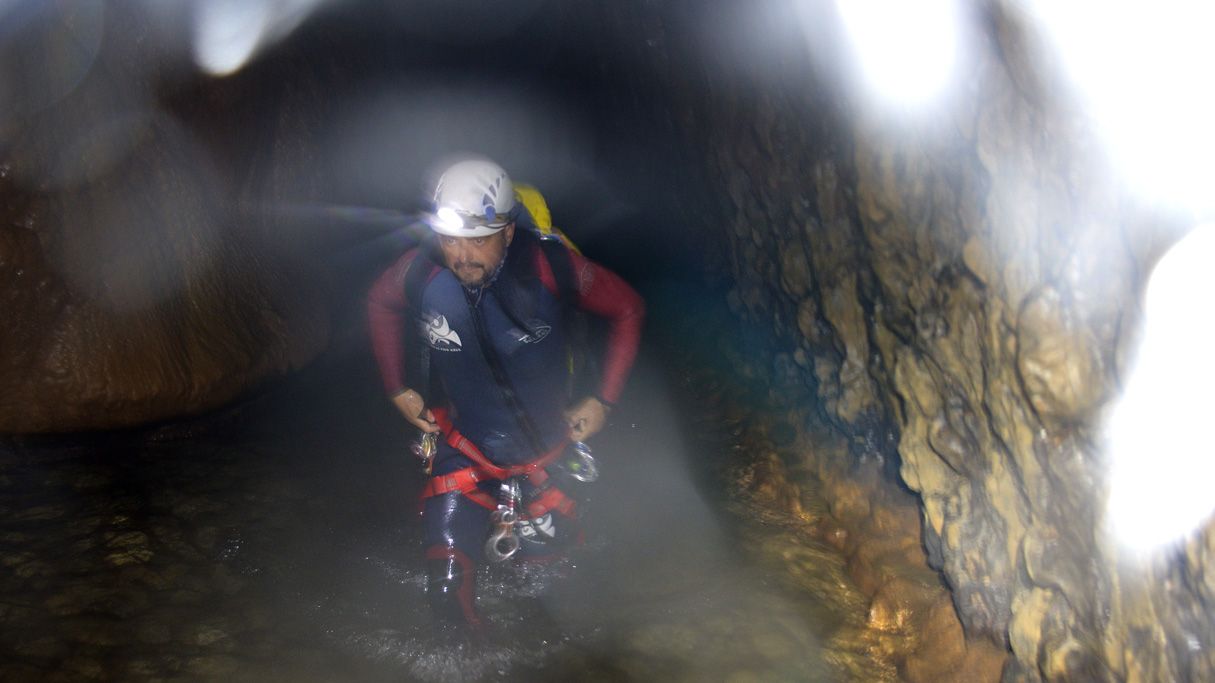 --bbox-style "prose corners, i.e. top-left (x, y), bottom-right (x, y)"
top-left (835, 0), bottom-right (961, 105)
top-left (1029, 0), bottom-right (1215, 215)
top-left (1106, 224), bottom-right (1215, 555)
top-left (192, 0), bottom-right (322, 77)
top-left (435, 207), bottom-right (464, 232)
top-left (192, 0), bottom-right (269, 76)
